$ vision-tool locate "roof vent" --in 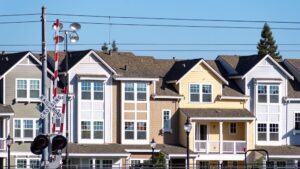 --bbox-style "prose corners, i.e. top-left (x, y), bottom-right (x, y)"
top-left (182, 63), bottom-right (186, 68)
top-left (5, 57), bottom-right (8, 61)
top-left (124, 65), bottom-right (128, 71)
